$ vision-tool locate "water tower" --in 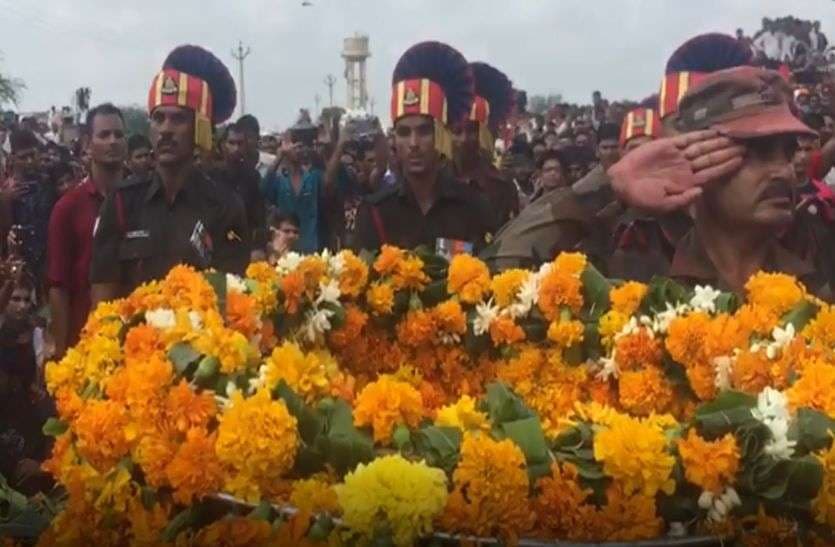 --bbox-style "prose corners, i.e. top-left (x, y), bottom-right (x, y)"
top-left (342, 34), bottom-right (370, 111)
